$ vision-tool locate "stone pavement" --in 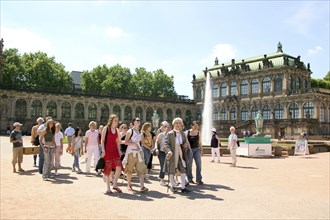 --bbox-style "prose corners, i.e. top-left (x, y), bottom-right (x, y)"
top-left (0, 136), bottom-right (329, 219)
